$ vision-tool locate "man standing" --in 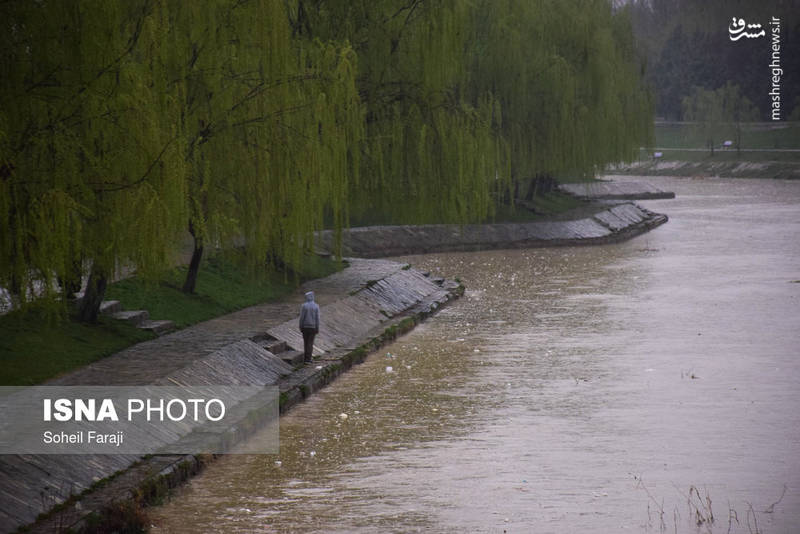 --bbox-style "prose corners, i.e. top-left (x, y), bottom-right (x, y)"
top-left (299, 291), bottom-right (320, 363)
